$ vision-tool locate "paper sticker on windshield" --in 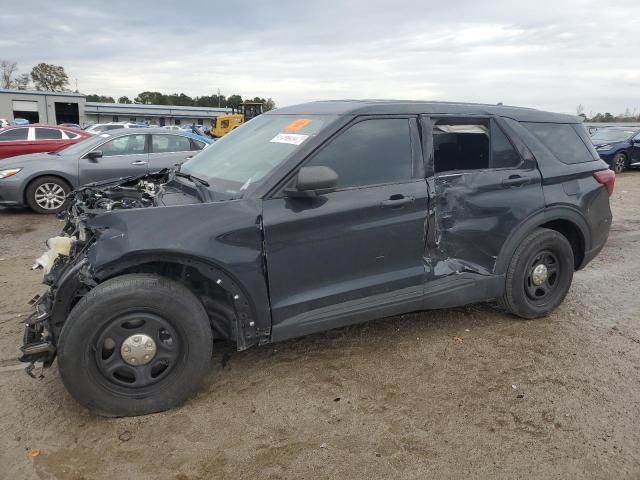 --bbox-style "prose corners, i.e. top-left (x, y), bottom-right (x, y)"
top-left (284, 118), bottom-right (312, 133)
top-left (270, 133), bottom-right (309, 145)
